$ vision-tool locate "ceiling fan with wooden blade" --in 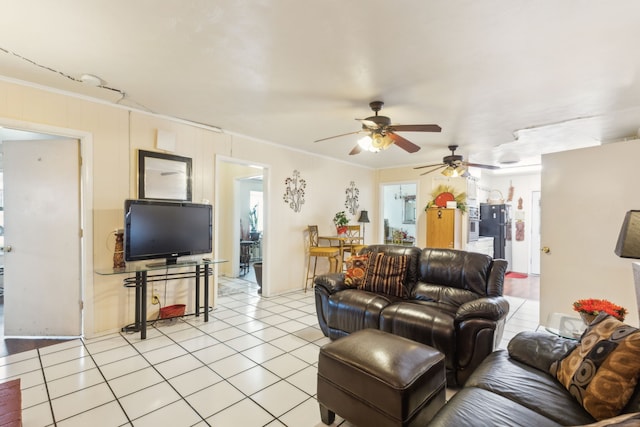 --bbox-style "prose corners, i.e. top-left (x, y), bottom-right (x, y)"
top-left (414, 145), bottom-right (500, 176)
top-left (314, 101), bottom-right (441, 155)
